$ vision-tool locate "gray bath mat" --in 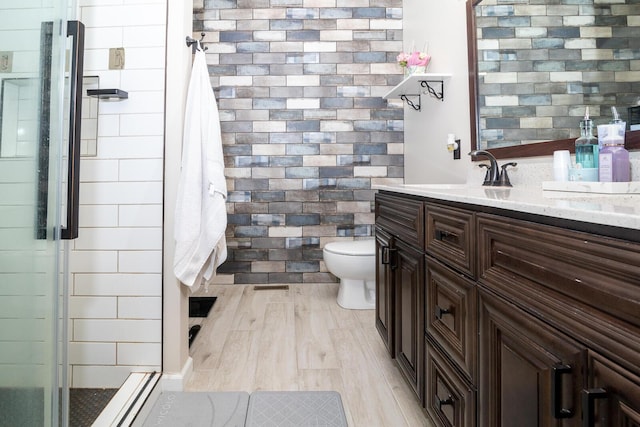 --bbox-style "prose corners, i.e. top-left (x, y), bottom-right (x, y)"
top-left (245, 391), bottom-right (348, 427)
top-left (142, 391), bottom-right (249, 427)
